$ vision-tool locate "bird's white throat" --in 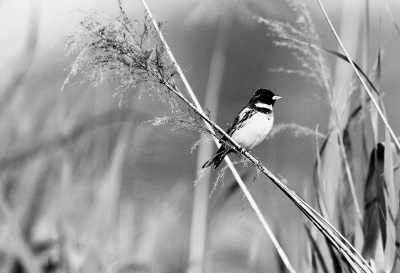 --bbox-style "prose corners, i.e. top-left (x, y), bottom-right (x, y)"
top-left (255, 102), bottom-right (272, 110)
